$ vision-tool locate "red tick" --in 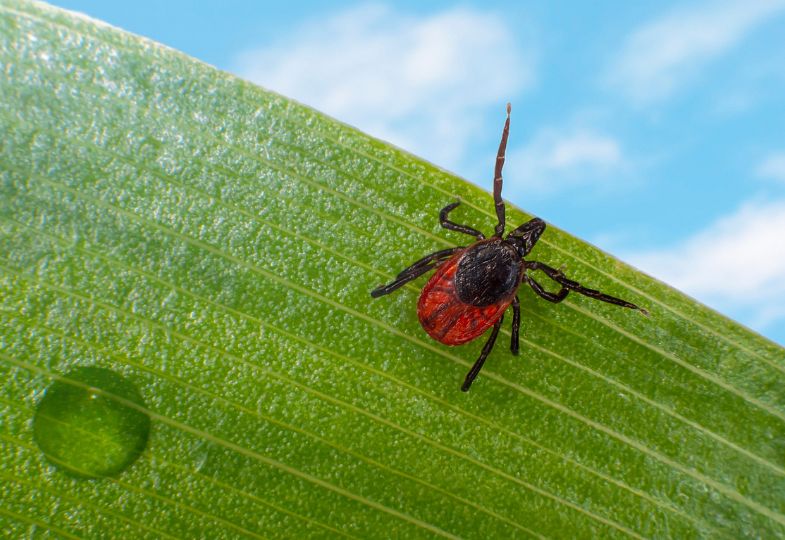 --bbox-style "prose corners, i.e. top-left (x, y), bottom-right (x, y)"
top-left (371, 104), bottom-right (648, 391)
